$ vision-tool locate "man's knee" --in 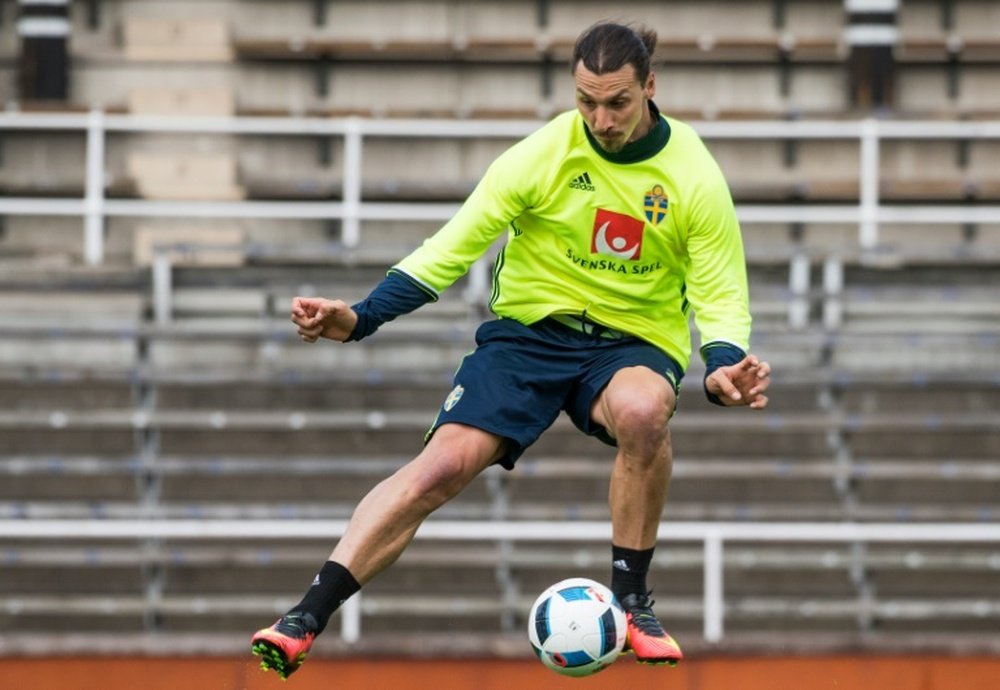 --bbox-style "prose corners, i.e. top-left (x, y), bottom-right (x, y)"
top-left (612, 396), bottom-right (672, 454)
top-left (404, 457), bottom-right (468, 509)
top-left (600, 369), bottom-right (675, 449)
